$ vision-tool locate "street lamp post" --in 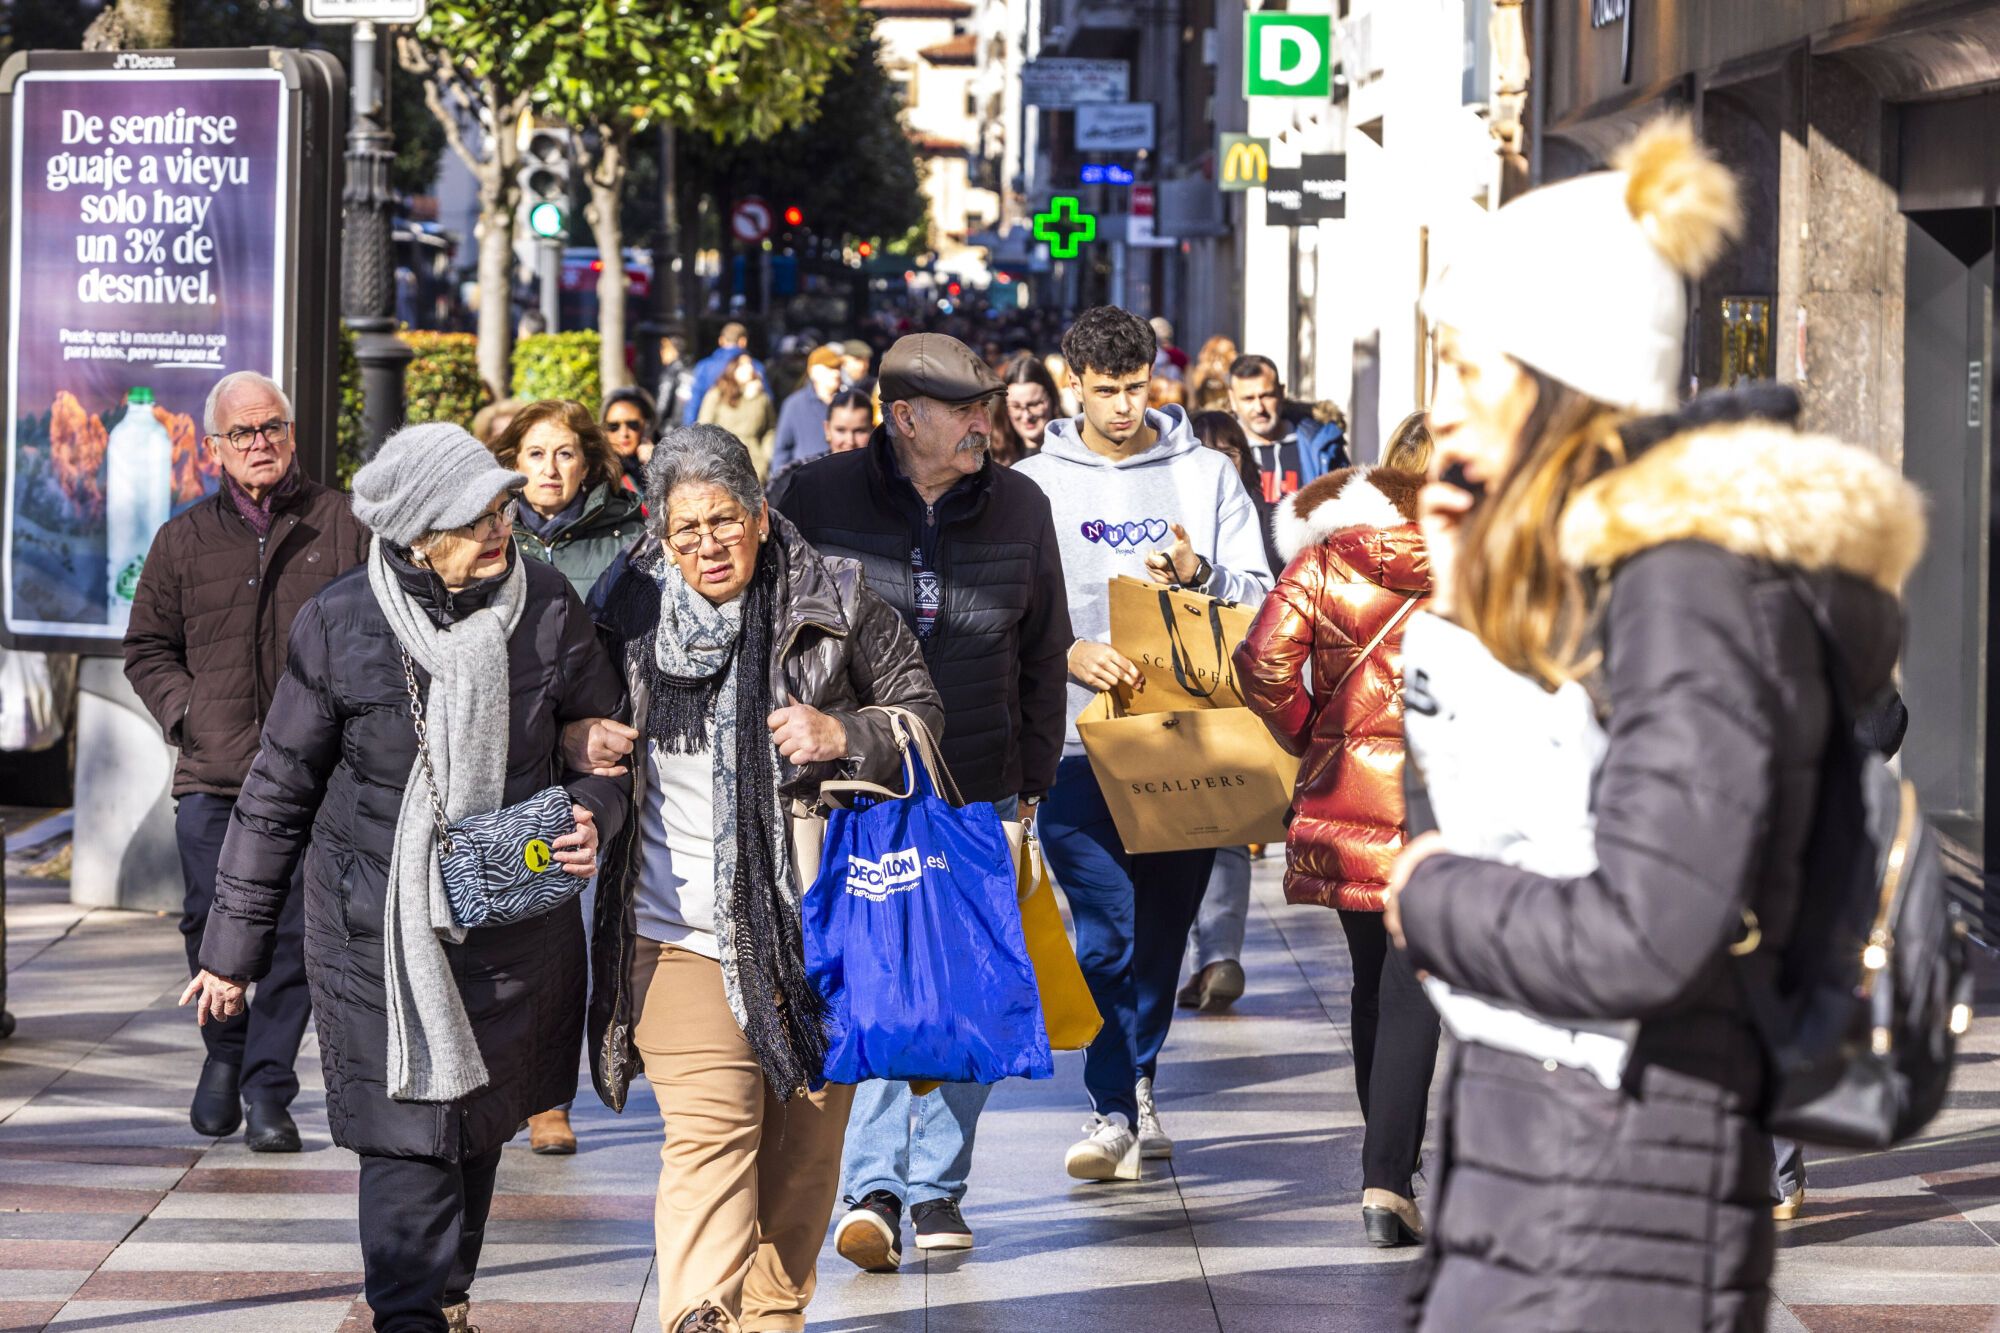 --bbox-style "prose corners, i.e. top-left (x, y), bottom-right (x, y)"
top-left (342, 20), bottom-right (412, 452)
